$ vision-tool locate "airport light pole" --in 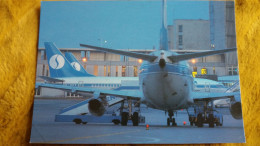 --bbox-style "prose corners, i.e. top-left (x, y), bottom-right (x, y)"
top-left (98, 38), bottom-right (107, 47)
